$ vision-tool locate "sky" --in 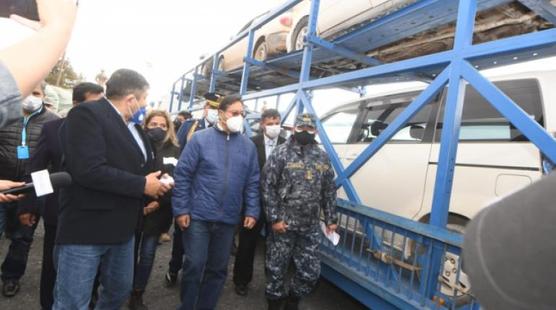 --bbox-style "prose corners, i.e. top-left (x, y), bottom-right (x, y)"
top-left (1, 0), bottom-right (556, 110)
